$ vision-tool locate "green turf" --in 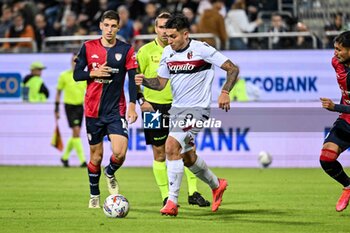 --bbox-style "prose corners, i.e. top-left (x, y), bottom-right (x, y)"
top-left (1, 166), bottom-right (349, 233)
